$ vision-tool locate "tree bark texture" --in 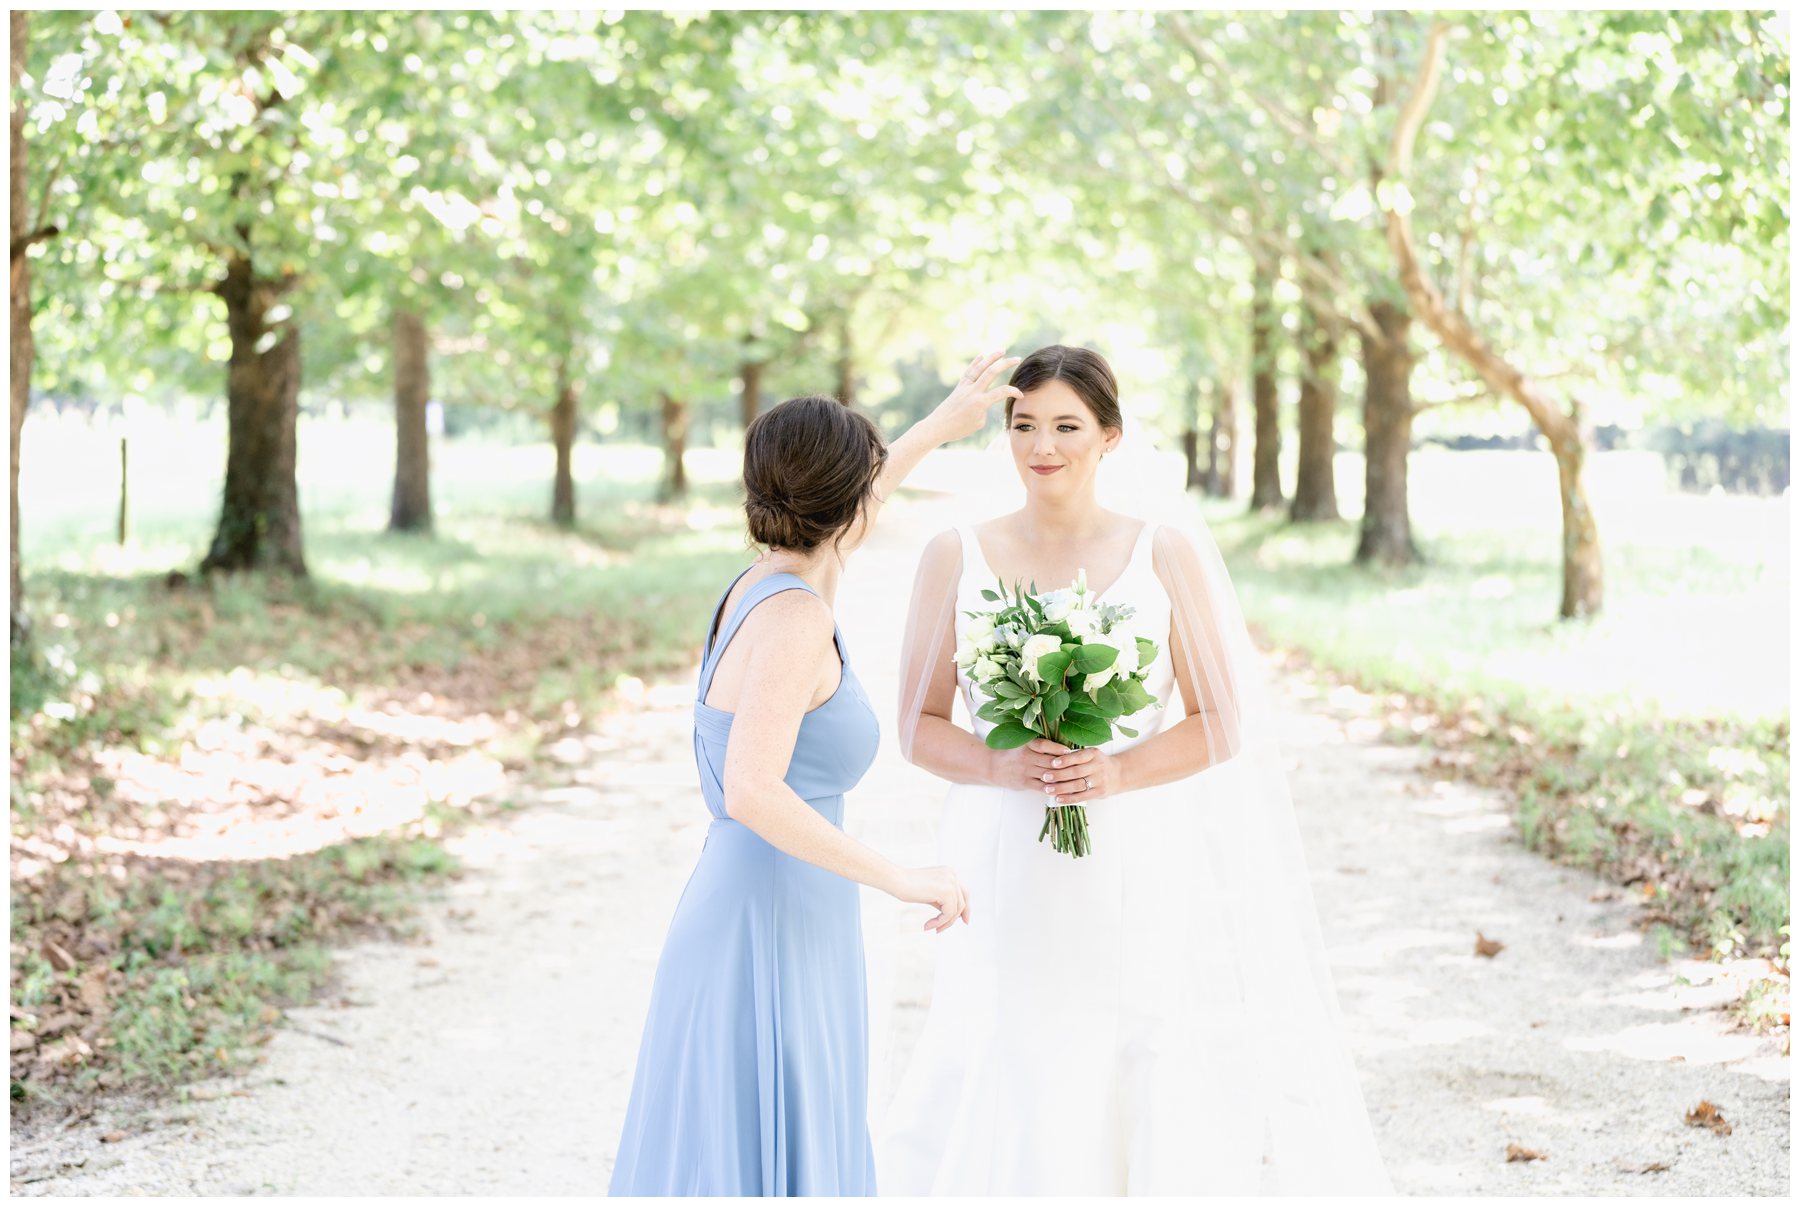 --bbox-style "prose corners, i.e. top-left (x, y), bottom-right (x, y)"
top-left (1290, 302), bottom-right (1341, 522)
top-left (551, 367), bottom-right (577, 527)
top-left (389, 307), bottom-right (433, 533)
top-left (1355, 299), bottom-right (1420, 566)
top-left (659, 391), bottom-right (690, 502)
top-left (200, 250), bottom-right (306, 576)
top-left (1249, 259), bottom-right (1284, 511)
